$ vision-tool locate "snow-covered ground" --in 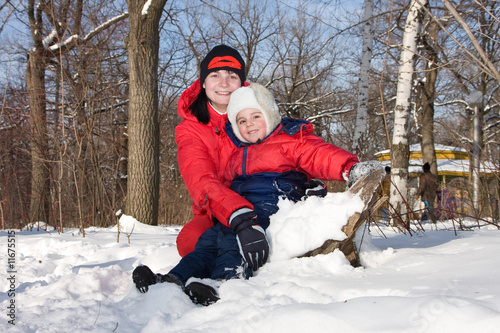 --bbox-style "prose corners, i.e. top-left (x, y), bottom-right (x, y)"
top-left (2, 192), bottom-right (500, 332)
